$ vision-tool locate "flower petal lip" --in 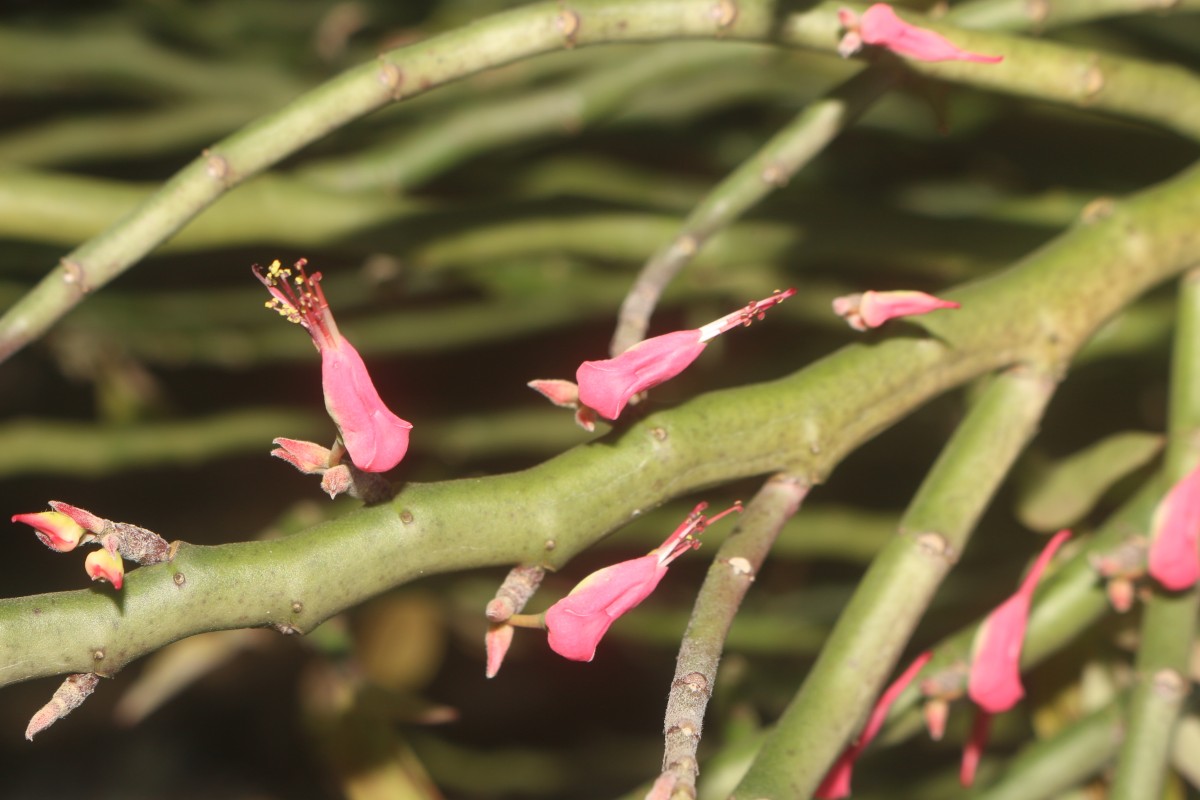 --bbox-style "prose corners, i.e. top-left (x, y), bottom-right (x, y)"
top-left (321, 336), bottom-right (412, 472)
top-left (254, 259), bottom-right (413, 473)
top-left (967, 530), bottom-right (1070, 714)
top-left (576, 330), bottom-right (706, 420)
top-left (544, 502), bottom-right (742, 661)
top-left (834, 290), bottom-right (960, 331)
top-left (12, 511), bottom-right (88, 552)
top-left (545, 556), bottom-right (666, 661)
top-left (575, 289), bottom-right (795, 420)
top-left (1147, 464), bottom-right (1200, 590)
top-left (854, 4), bottom-right (1004, 63)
